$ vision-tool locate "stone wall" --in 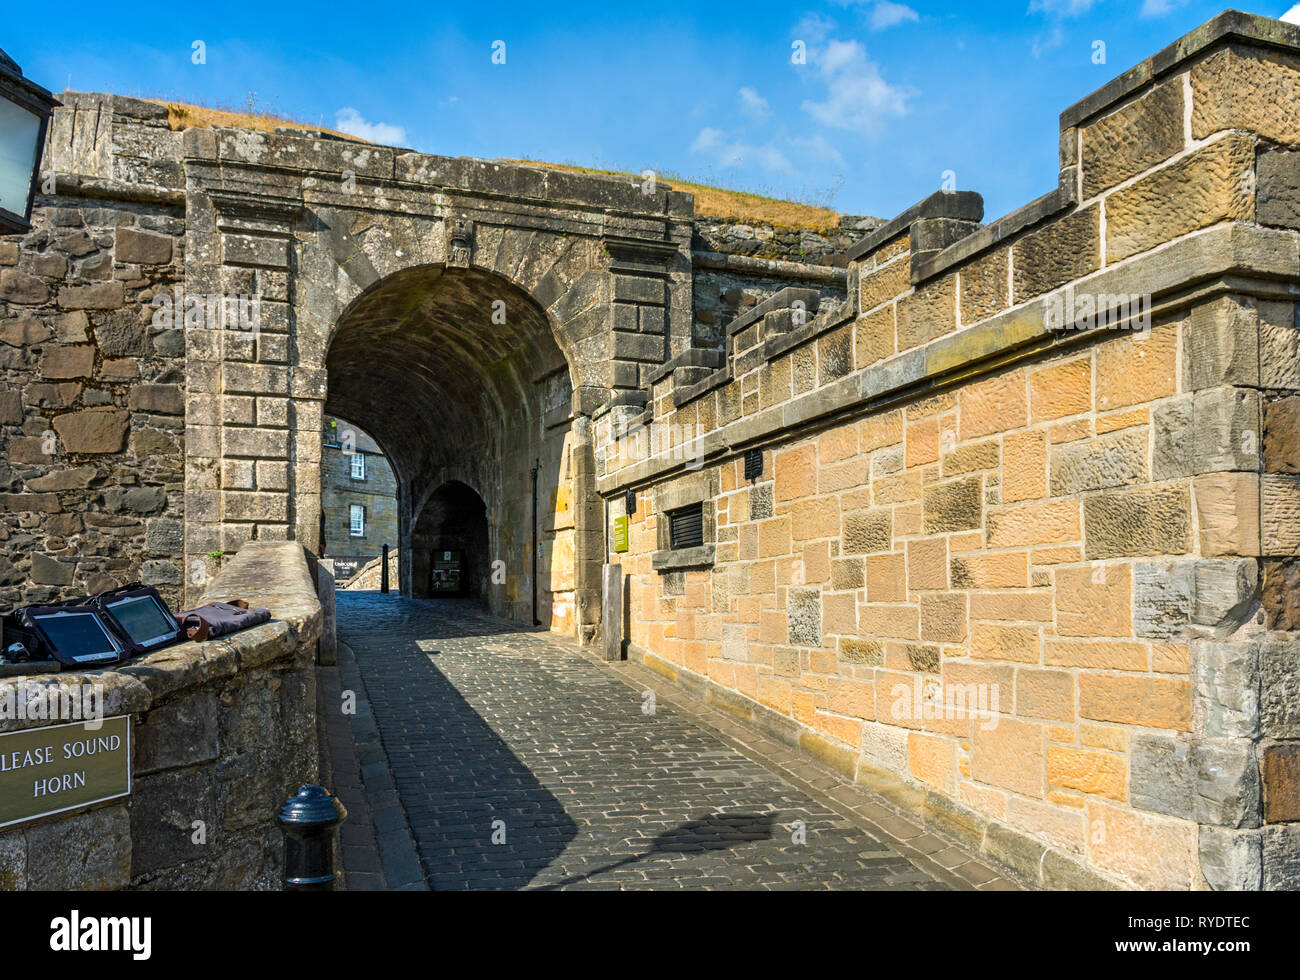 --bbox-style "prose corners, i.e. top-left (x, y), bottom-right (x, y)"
top-left (593, 11), bottom-right (1300, 890)
top-left (1, 95), bottom-right (188, 611)
top-left (342, 548), bottom-right (400, 591)
top-left (689, 215), bottom-right (871, 350)
top-left (0, 541), bottom-right (321, 890)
